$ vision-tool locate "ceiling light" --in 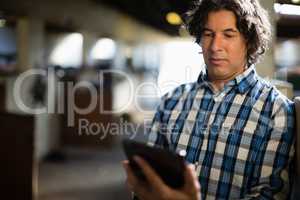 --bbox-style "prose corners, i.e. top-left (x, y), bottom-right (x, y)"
top-left (274, 3), bottom-right (300, 16)
top-left (50, 33), bottom-right (83, 67)
top-left (0, 19), bottom-right (6, 28)
top-left (292, 0), bottom-right (300, 4)
top-left (90, 38), bottom-right (116, 60)
top-left (166, 12), bottom-right (182, 25)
